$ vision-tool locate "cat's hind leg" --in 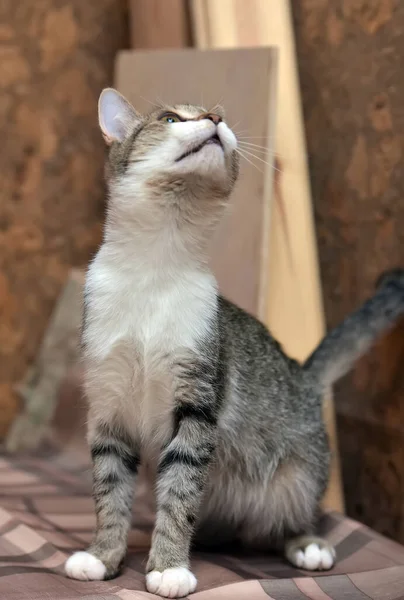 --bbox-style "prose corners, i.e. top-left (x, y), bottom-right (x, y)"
top-left (234, 459), bottom-right (336, 572)
top-left (285, 535), bottom-right (335, 571)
